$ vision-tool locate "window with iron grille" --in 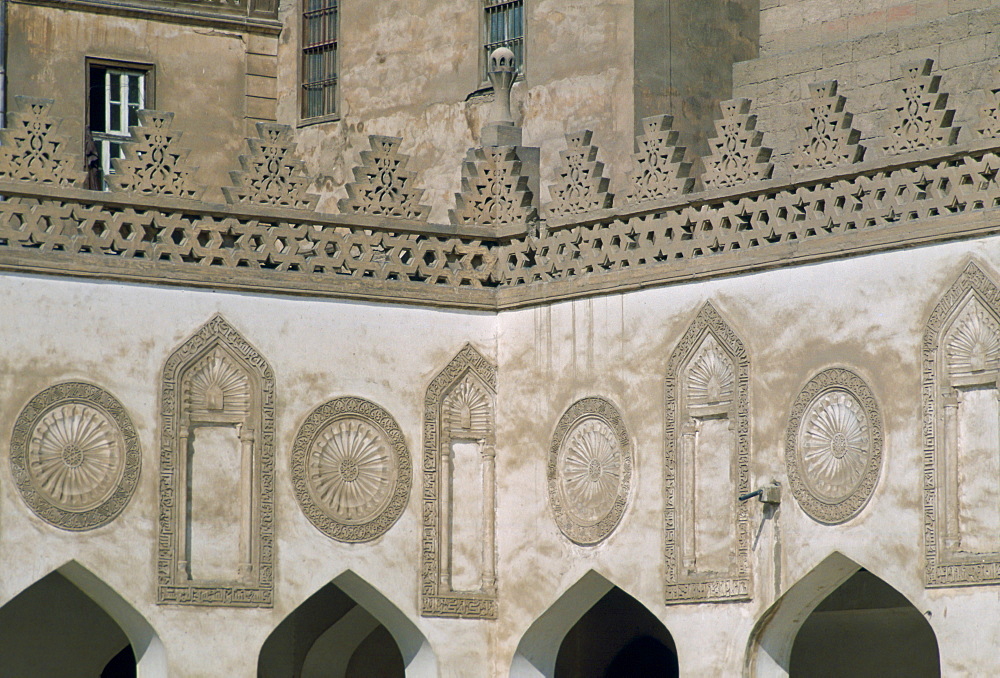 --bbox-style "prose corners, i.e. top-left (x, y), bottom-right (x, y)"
top-left (302, 0), bottom-right (338, 120)
top-left (484, 0), bottom-right (523, 80)
top-left (87, 63), bottom-right (150, 190)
